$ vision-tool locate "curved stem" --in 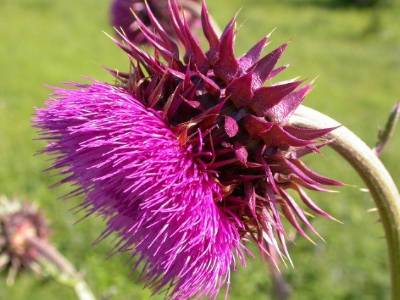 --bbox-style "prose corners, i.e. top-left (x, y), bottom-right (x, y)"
top-left (26, 236), bottom-right (96, 300)
top-left (290, 105), bottom-right (400, 300)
